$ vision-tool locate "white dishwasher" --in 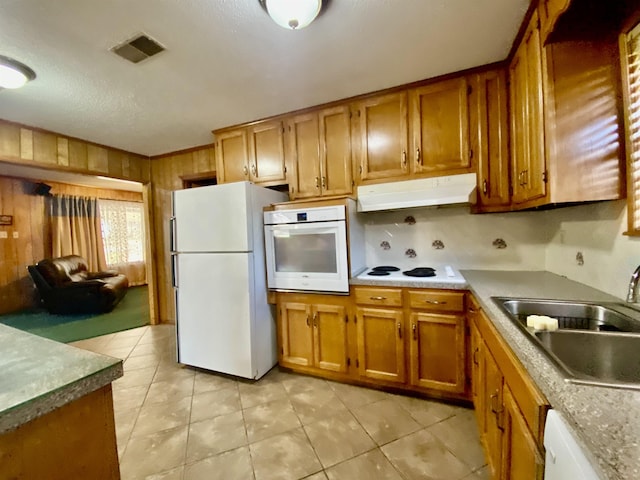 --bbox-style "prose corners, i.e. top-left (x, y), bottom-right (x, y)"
top-left (543, 410), bottom-right (602, 480)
